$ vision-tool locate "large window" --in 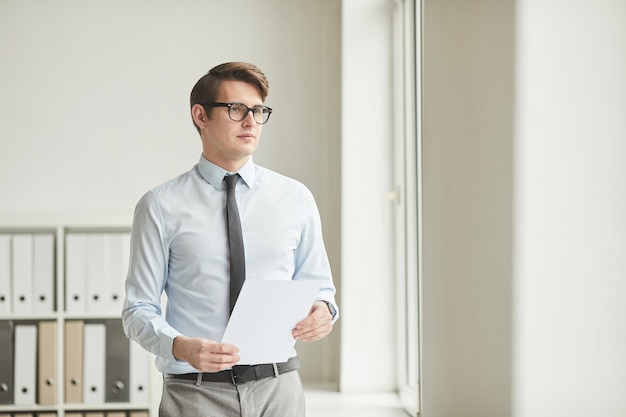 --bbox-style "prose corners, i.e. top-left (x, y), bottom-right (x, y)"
top-left (392, 0), bottom-right (421, 415)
